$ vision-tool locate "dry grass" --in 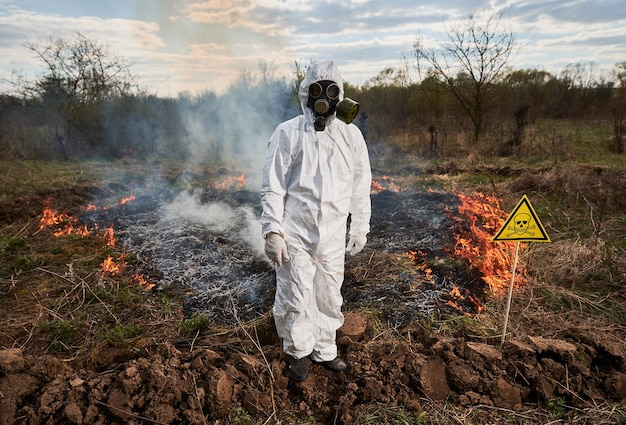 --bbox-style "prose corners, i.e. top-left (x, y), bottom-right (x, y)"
top-left (530, 237), bottom-right (620, 289)
top-left (2, 158), bottom-right (626, 424)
